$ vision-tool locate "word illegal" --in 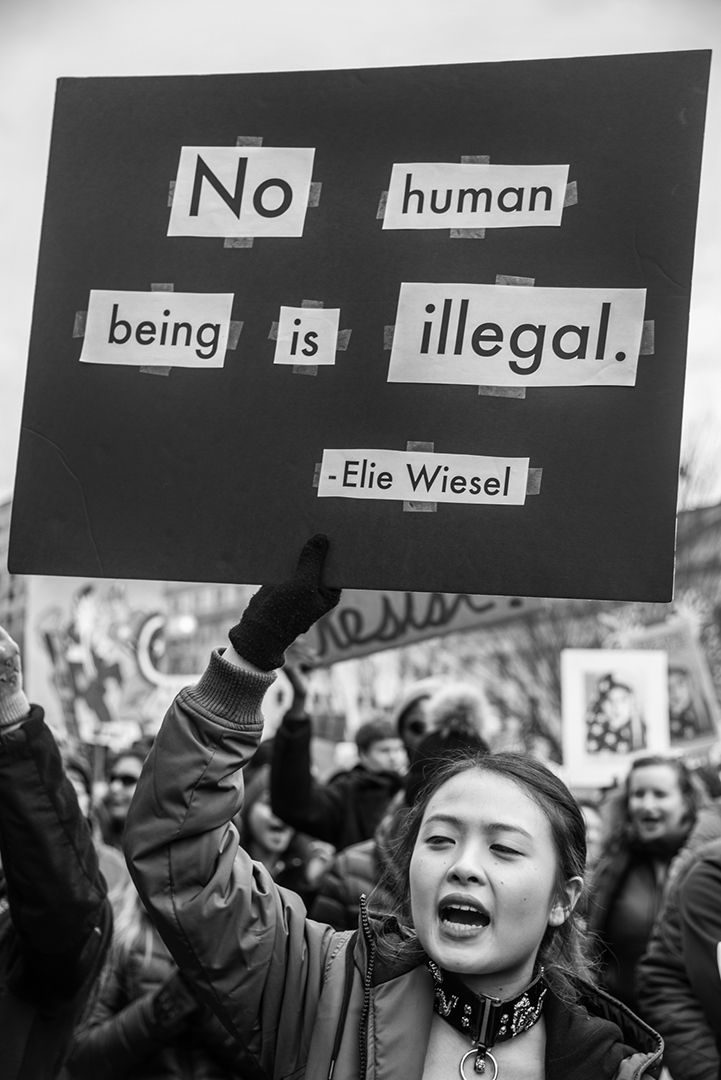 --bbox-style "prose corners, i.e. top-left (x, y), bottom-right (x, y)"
top-left (419, 297), bottom-right (616, 374)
